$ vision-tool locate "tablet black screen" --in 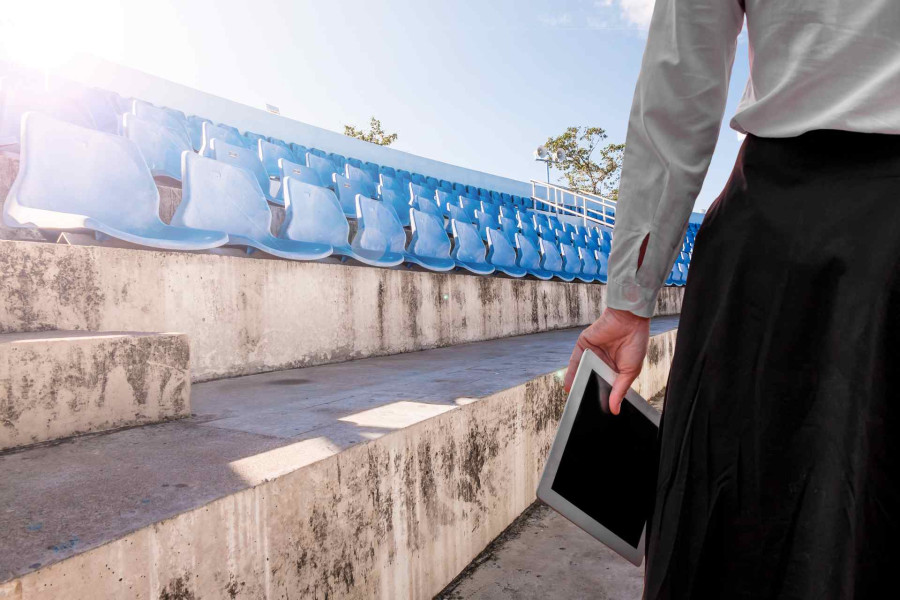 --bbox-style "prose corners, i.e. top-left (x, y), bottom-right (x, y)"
top-left (550, 371), bottom-right (659, 548)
